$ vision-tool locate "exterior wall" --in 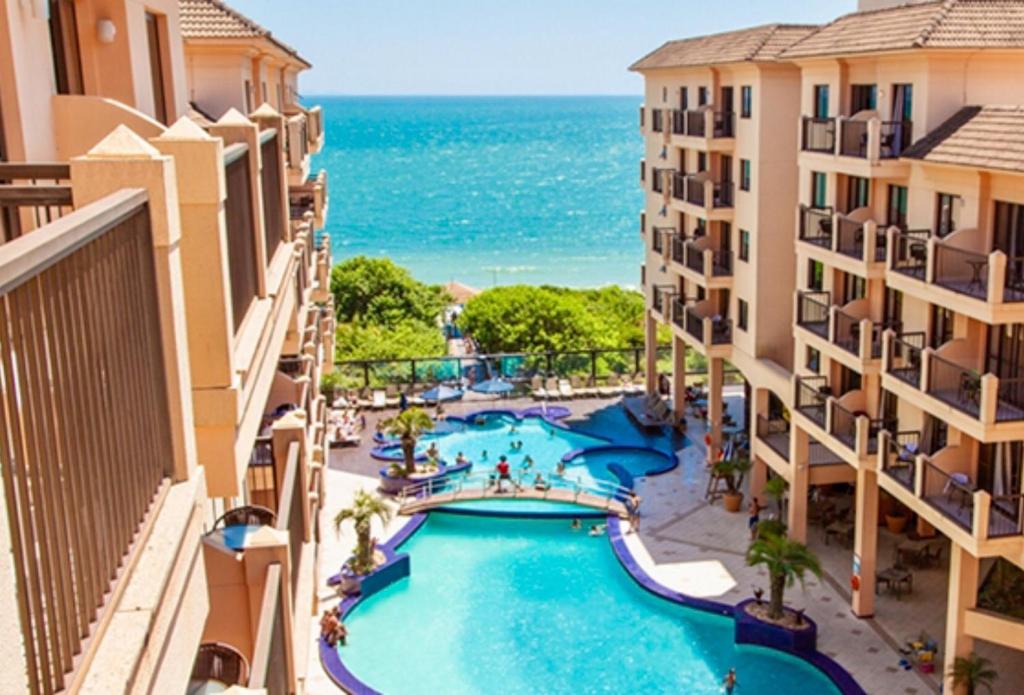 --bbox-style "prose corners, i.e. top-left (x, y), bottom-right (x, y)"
top-left (186, 49), bottom-right (253, 118)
